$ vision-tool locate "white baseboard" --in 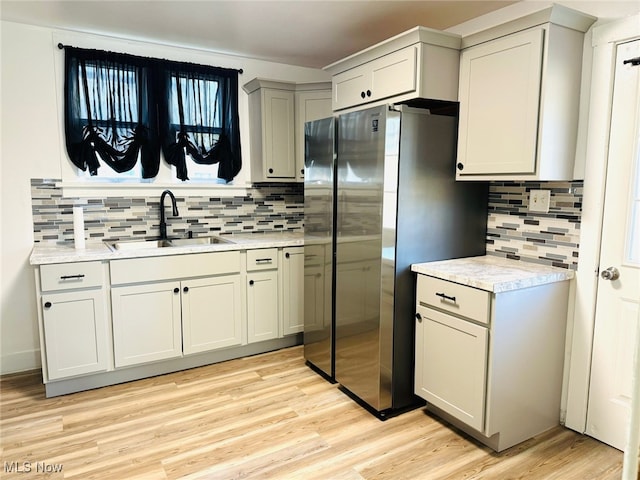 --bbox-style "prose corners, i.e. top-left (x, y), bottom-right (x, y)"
top-left (0, 349), bottom-right (41, 375)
